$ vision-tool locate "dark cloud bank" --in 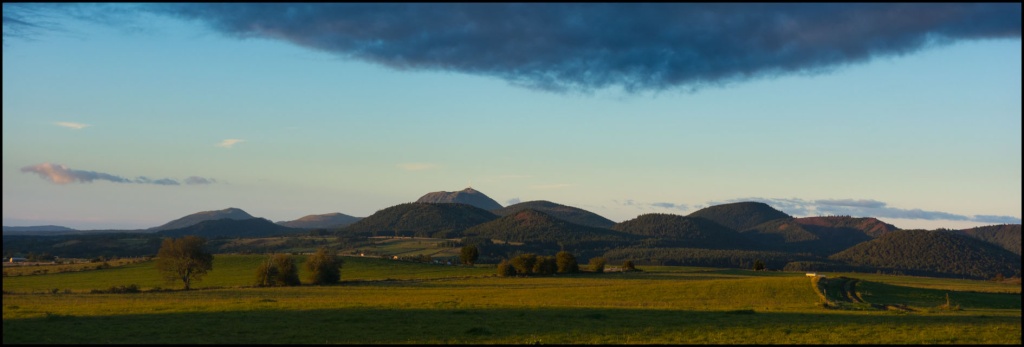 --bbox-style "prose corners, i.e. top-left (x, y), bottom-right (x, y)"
top-left (5, 3), bottom-right (1020, 92)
